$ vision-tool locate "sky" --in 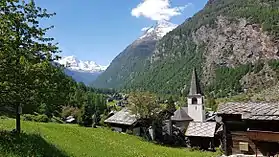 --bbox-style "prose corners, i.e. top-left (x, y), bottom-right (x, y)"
top-left (36, 0), bottom-right (208, 66)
